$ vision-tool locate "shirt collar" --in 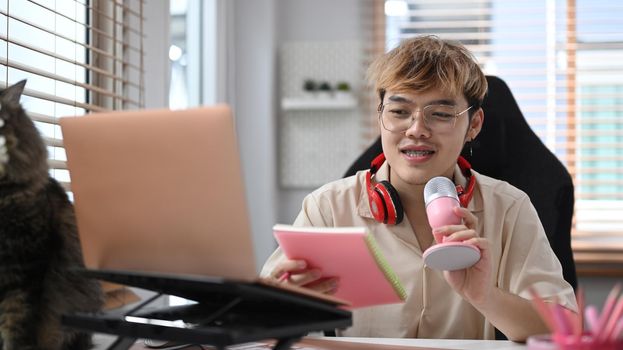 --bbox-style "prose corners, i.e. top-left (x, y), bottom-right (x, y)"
top-left (357, 160), bottom-right (482, 219)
